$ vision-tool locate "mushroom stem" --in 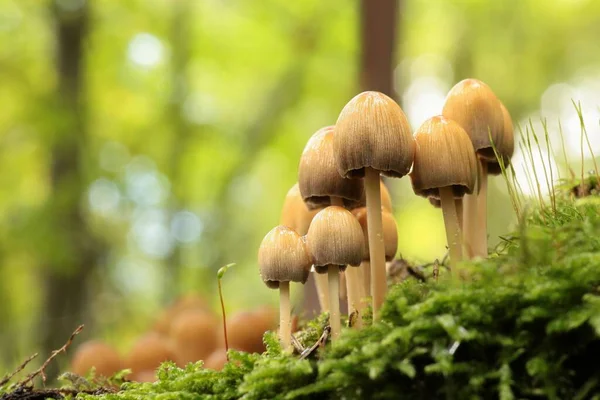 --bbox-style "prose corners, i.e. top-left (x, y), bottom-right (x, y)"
top-left (313, 272), bottom-right (330, 312)
top-left (364, 167), bottom-right (387, 320)
top-left (440, 186), bottom-right (463, 267)
top-left (344, 266), bottom-right (363, 329)
top-left (279, 281), bottom-right (292, 352)
top-left (360, 260), bottom-right (370, 297)
top-left (455, 198), bottom-right (464, 232)
top-left (327, 266), bottom-right (341, 340)
top-left (476, 161), bottom-right (488, 257)
top-left (462, 192), bottom-right (477, 259)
